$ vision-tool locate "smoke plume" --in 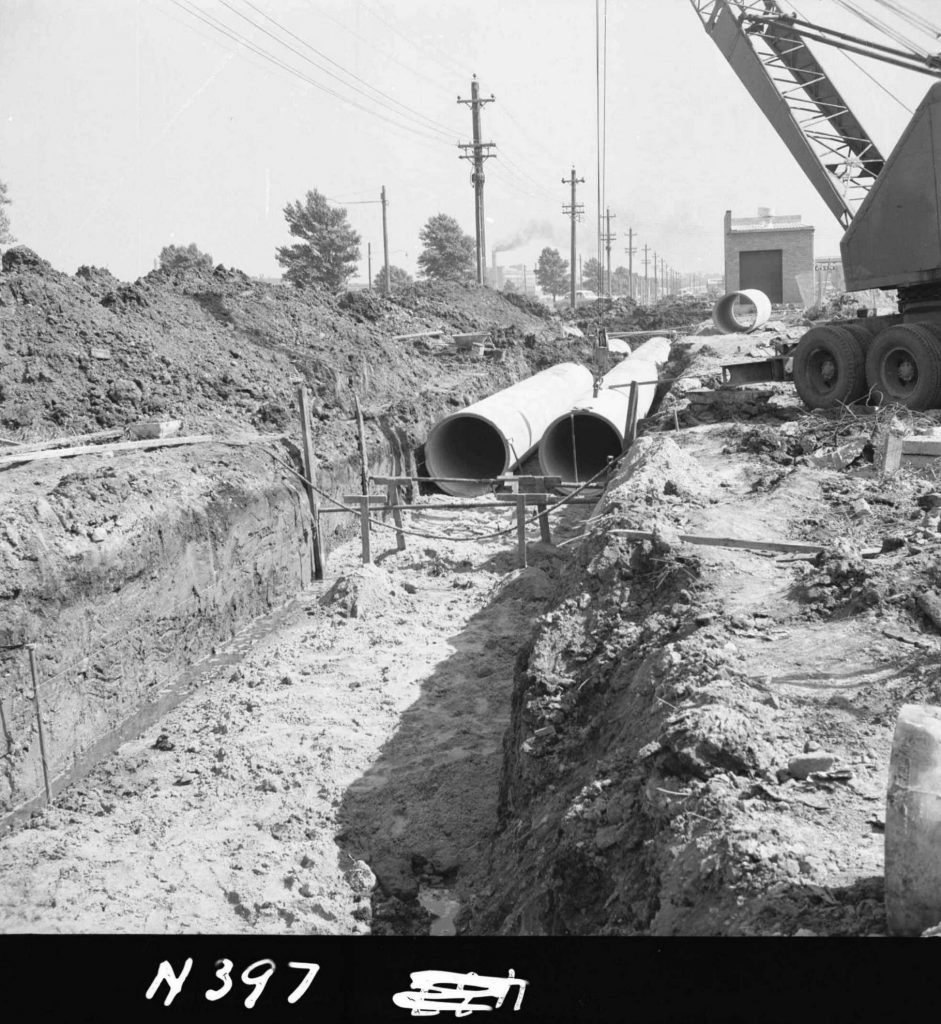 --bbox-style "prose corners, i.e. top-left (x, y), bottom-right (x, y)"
top-left (493, 219), bottom-right (556, 253)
